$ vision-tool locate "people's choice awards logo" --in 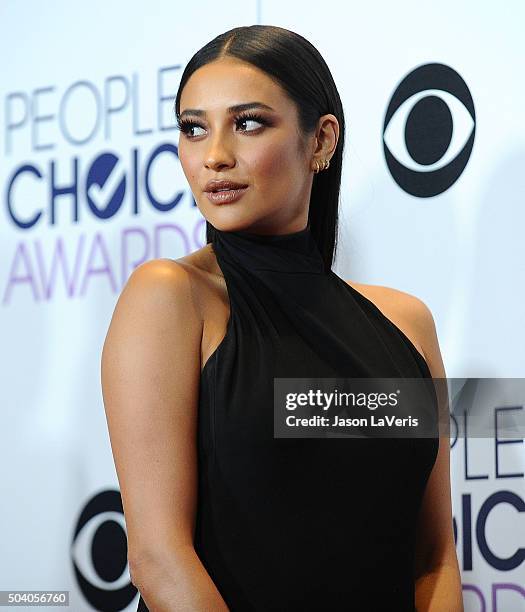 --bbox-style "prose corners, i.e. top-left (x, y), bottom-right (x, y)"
top-left (2, 66), bottom-right (198, 307)
top-left (383, 63), bottom-right (475, 197)
top-left (71, 490), bottom-right (137, 611)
